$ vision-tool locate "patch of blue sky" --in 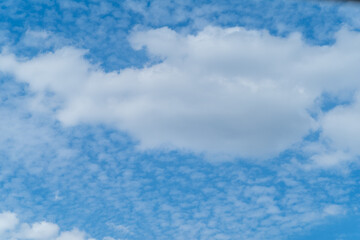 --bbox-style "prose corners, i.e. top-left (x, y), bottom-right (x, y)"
top-left (318, 91), bottom-right (356, 112)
